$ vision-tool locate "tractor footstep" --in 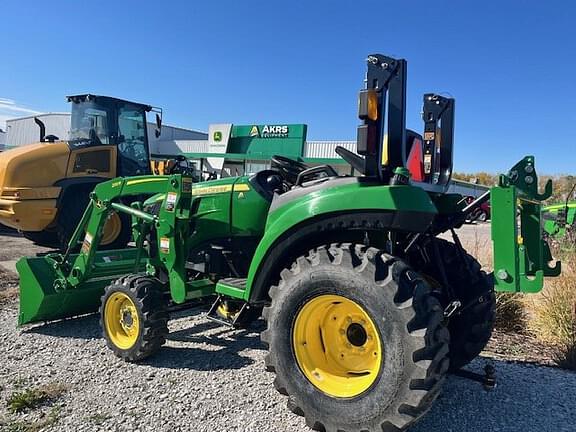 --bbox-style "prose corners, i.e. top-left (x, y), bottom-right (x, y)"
top-left (206, 295), bottom-right (250, 328)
